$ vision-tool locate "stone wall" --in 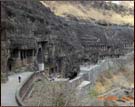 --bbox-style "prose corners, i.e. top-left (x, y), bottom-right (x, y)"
top-left (15, 71), bottom-right (44, 106)
top-left (1, 41), bottom-right (9, 82)
top-left (1, 28), bottom-right (10, 82)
